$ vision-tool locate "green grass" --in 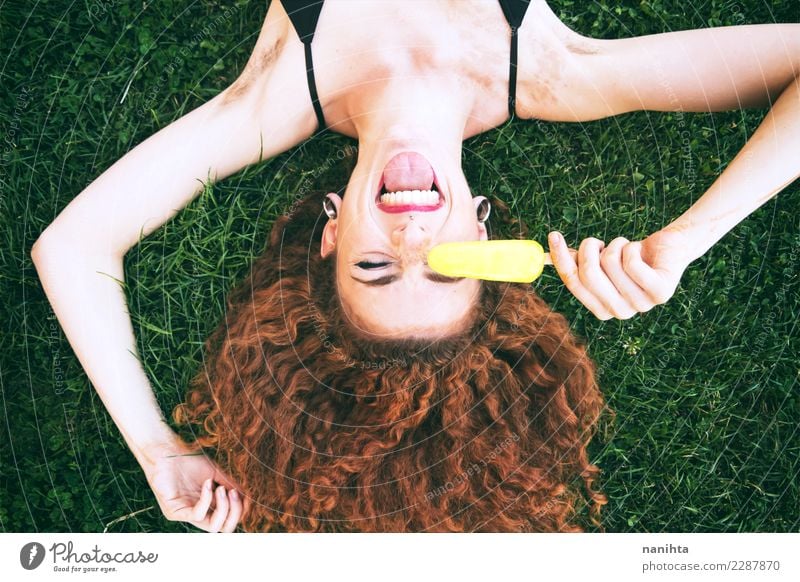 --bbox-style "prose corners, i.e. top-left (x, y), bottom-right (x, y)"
top-left (1, 0), bottom-right (798, 532)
